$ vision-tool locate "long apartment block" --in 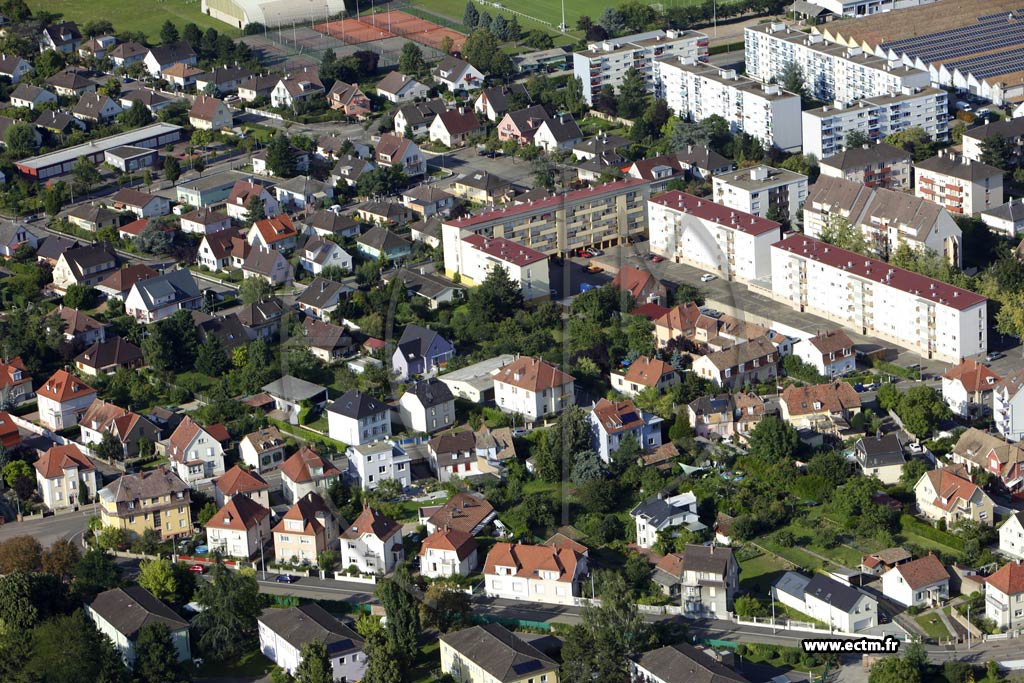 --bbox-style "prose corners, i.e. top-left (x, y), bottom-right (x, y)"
top-left (441, 178), bottom-right (650, 270)
top-left (744, 23), bottom-right (930, 105)
top-left (656, 58), bottom-right (803, 152)
top-left (573, 29), bottom-right (708, 105)
top-left (770, 234), bottom-right (987, 363)
top-left (802, 87), bottom-right (948, 159)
